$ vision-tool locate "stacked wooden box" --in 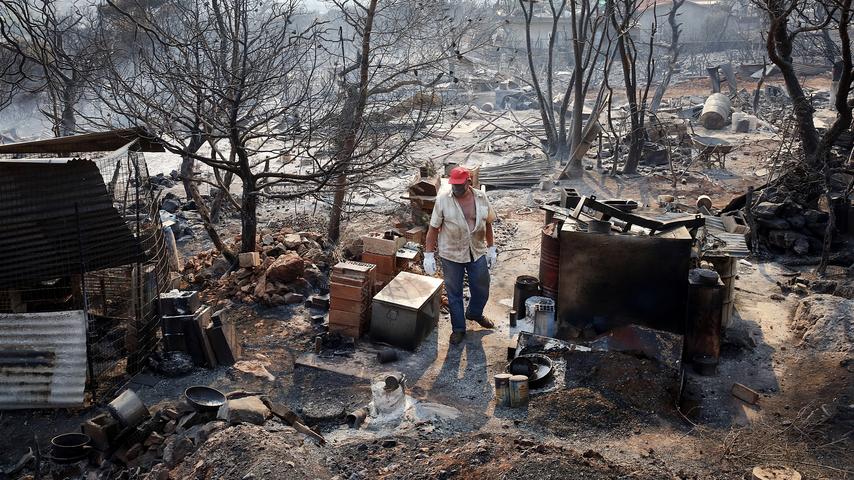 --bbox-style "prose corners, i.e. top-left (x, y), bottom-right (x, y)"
top-left (361, 232), bottom-right (404, 290)
top-left (329, 262), bottom-right (376, 337)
